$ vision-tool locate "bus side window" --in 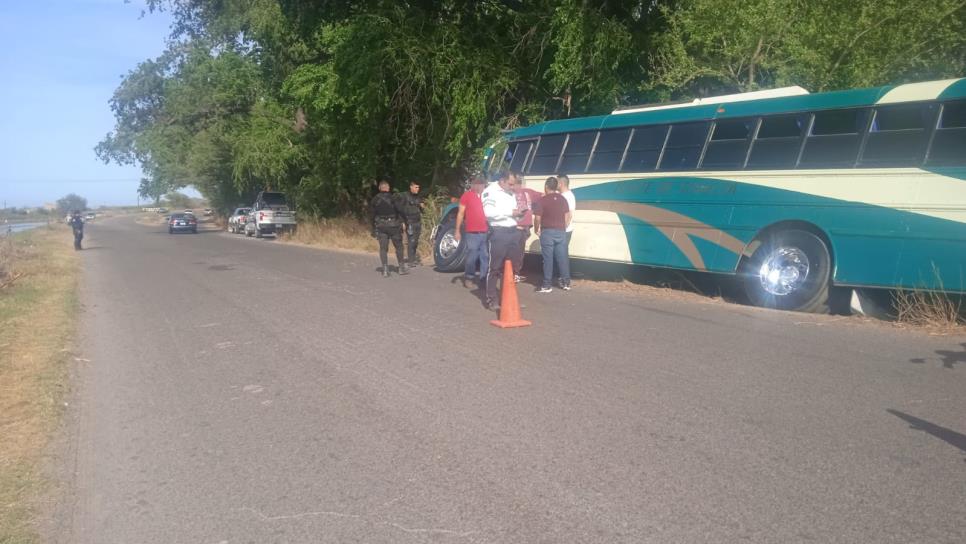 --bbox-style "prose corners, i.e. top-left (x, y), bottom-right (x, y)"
top-left (621, 125), bottom-right (668, 172)
top-left (658, 122), bottom-right (710, 171)
top-left (799, 108), bottom-right (870, 168)
top-left (508, 141), bottom-right (534, 173)
top-left (701, 119), bottom-right (753, 170)
top-left (927, 100), bottom-right (966, 166)
top-left (558, 131), bottom-right (596, 174)
top-left (861, 104), bottom-right (936, 166)
top-left (588, 128), bottom-right (631, 173)
top-left (747, 114), bottom-right (806, 169)
top-left (529, 134), bottom-right (566, 174)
